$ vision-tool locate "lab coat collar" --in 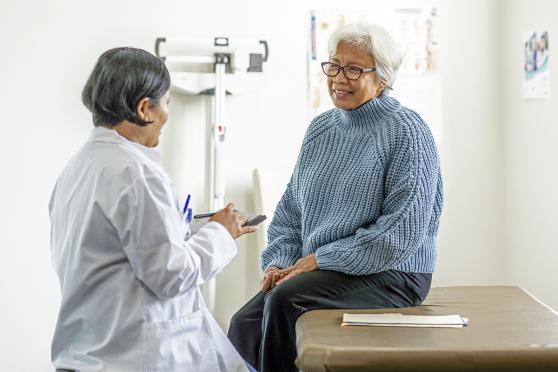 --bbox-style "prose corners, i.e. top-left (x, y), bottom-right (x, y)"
top-left (89, 126), bottom-right (162, 164)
